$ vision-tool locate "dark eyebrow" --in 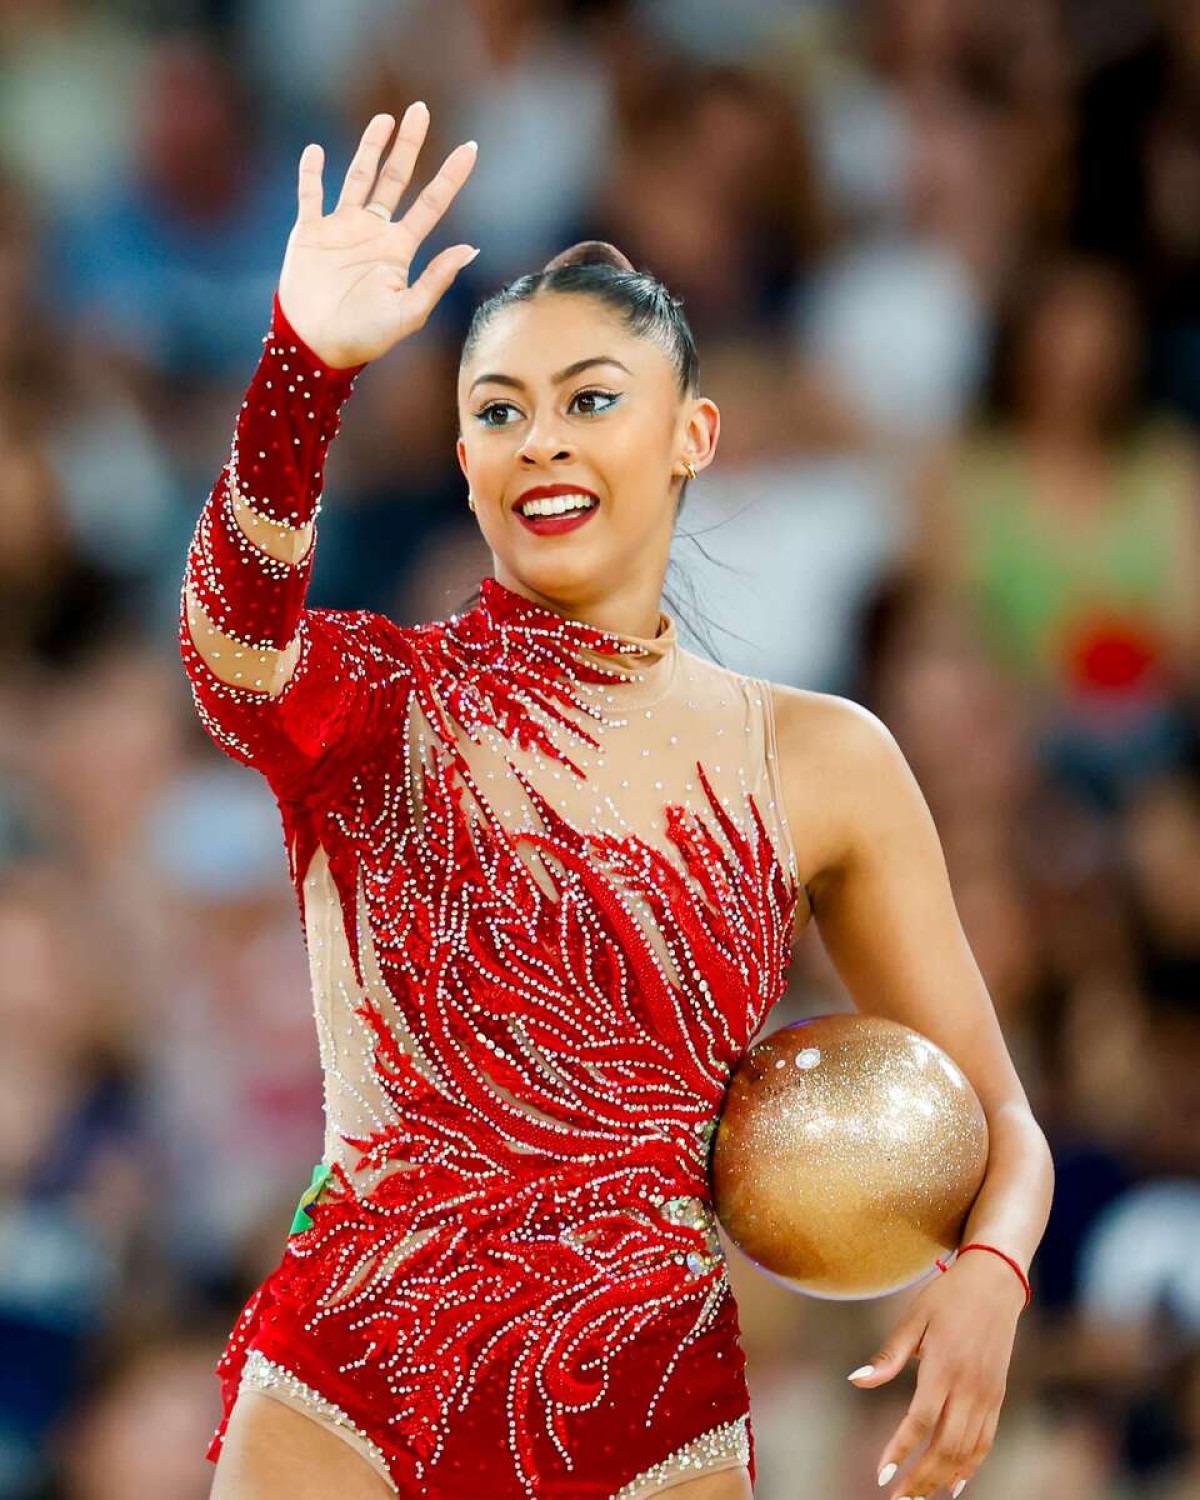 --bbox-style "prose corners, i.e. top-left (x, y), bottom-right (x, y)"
top-left (468, 356), bottom-right (632, 396)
